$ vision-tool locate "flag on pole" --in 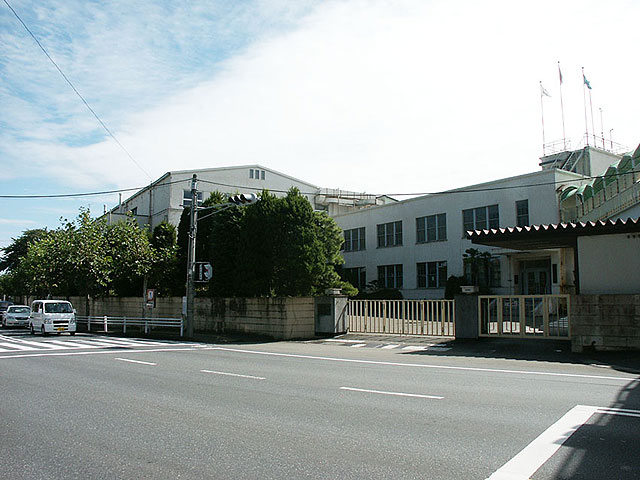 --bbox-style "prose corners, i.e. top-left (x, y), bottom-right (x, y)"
top-left (583, 73), bottom-right (592, 89)
top-left (558, 62), bottom-right (563, 84)
top-left (540, 83), bottom-right (552, 97)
